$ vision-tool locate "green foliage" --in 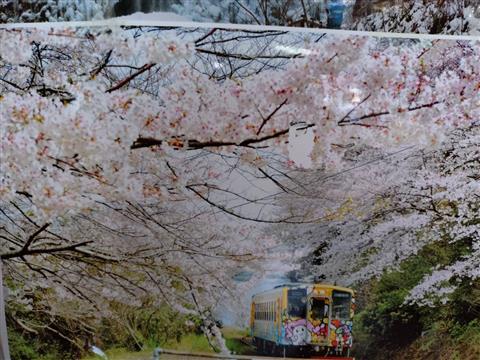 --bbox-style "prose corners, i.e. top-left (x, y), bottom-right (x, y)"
top-left (402, 316), bottom-right (480, 360)
top-left (6, 305), bottom-right (86, 360)
top-left (8, 293), bottom-right (205, 359)
top-left (8, 329), bottom-right (38, 360)
top-left (8, 327), bottom-right (76, 360)
top-left (97, 301), bottom-right (203, 352)
top-left (5, 277), bottom-right (92, 359)
top-left (353, 237), bottom-right (480, 360)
